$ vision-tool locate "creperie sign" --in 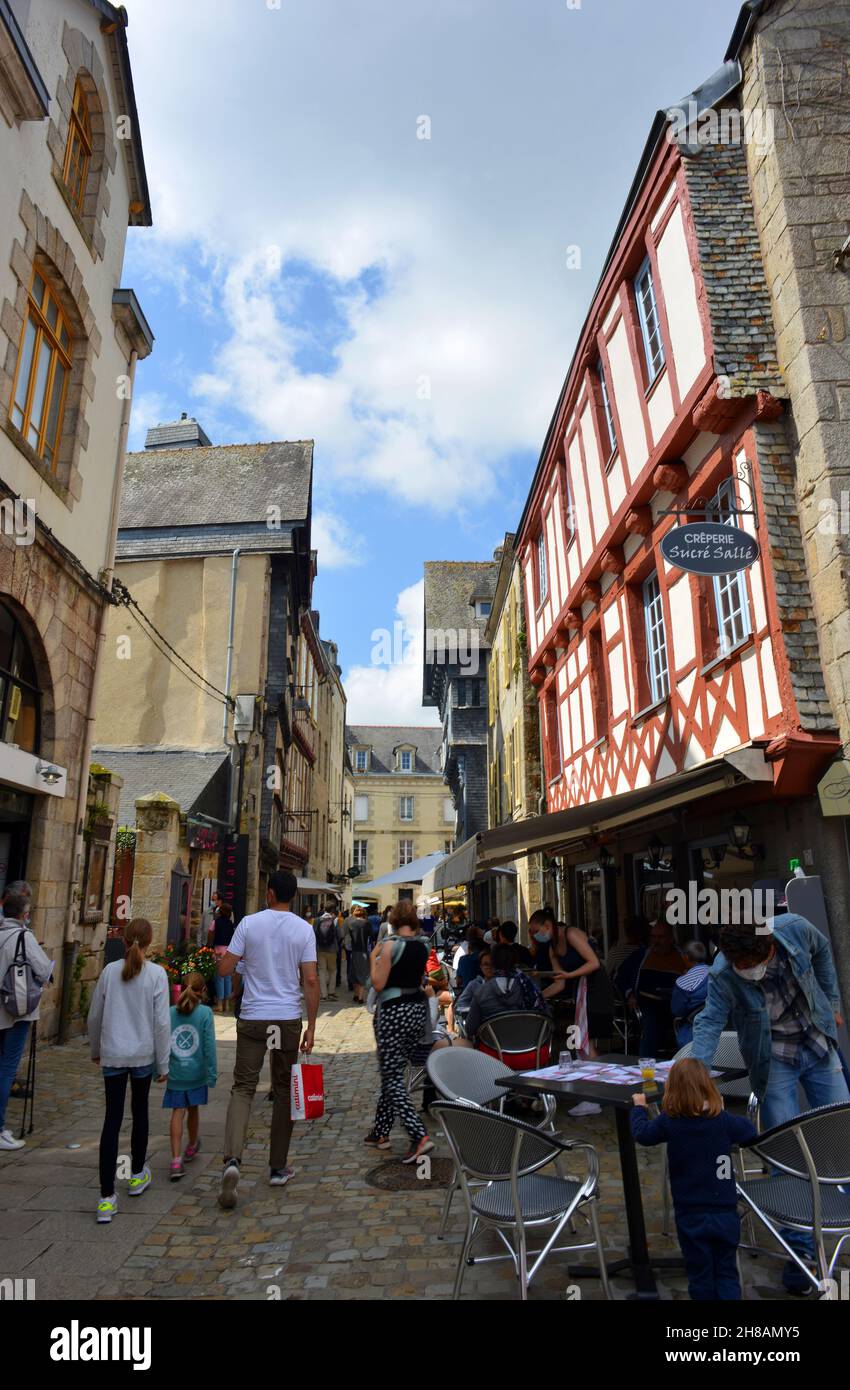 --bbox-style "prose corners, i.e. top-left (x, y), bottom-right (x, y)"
top-left (660, 522), bottom-right (759, 576)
